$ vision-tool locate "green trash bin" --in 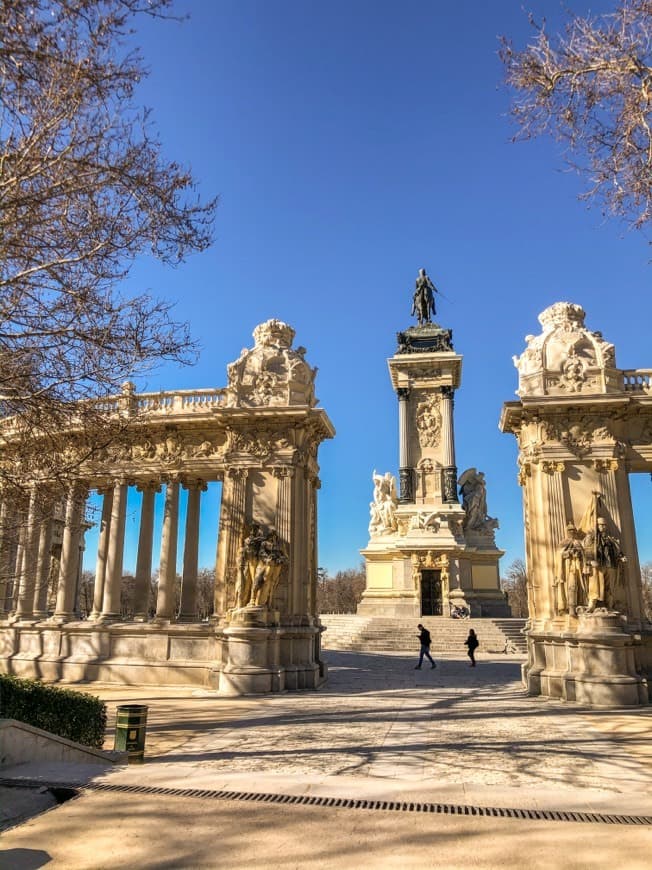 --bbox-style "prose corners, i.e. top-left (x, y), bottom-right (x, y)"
top-left (114, 705), bottom-right (148, 764)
